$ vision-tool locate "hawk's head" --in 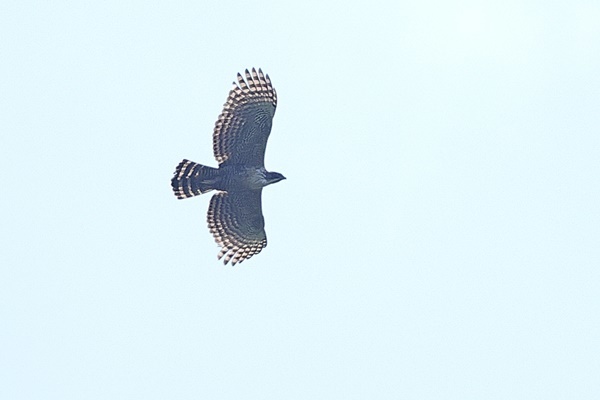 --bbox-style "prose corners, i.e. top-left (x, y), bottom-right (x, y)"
top-left (265, 171), bottom-right (286, 186)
